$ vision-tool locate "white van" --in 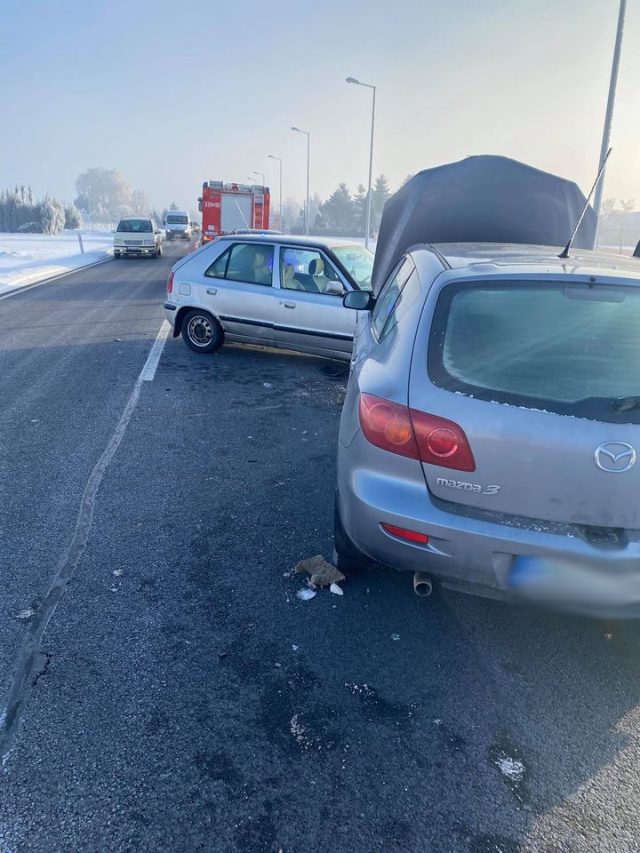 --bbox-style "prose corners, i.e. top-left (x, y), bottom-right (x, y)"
top-left (165, 211), bottom-right (192, 240)
top-left (113, 217), bottom-right (163, 258)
